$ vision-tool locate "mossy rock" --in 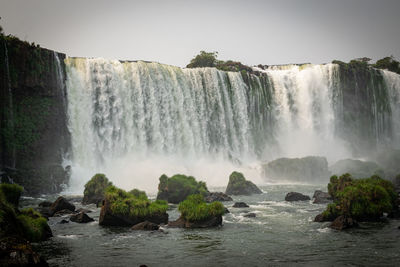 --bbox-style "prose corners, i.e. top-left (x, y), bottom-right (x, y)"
top-left (225, 171), bottom-right (262, 195)
top-left (316, 174), bottom-right (397, 223)
top-left (156, 174), bottom-right (209, 204)
top-left (99, 186), bottom-right (168, 226)
top-left (82, 173), bottom-right (113, 205)
top-left (17, 208), bottom-right (52, 242)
